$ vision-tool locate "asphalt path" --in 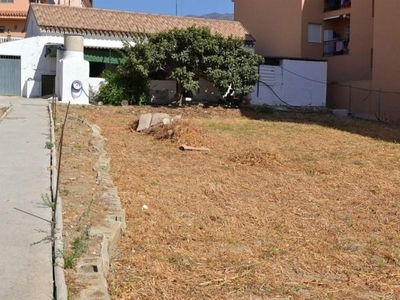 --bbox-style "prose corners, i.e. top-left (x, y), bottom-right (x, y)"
top-left (0, 97), bottom-right (53, 299)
